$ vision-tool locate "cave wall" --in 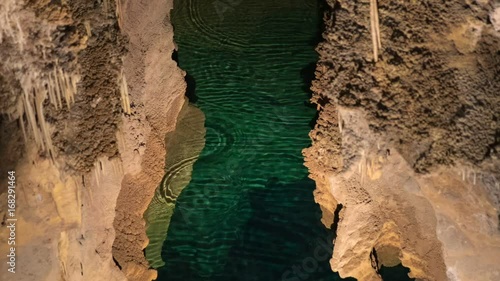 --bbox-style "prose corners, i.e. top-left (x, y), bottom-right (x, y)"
top-left (309, 0), bottom-right (499, 175)
top-left (1, 0), bottom-right (499, 280)
top-left (0, 0), bottom-right (185, 280)
top-left (305, 0), bottom-right (500, 280)
top-left (111, 0), bottom-right (186, 279)
top-left (0, 0), bottom-right (128, 279)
